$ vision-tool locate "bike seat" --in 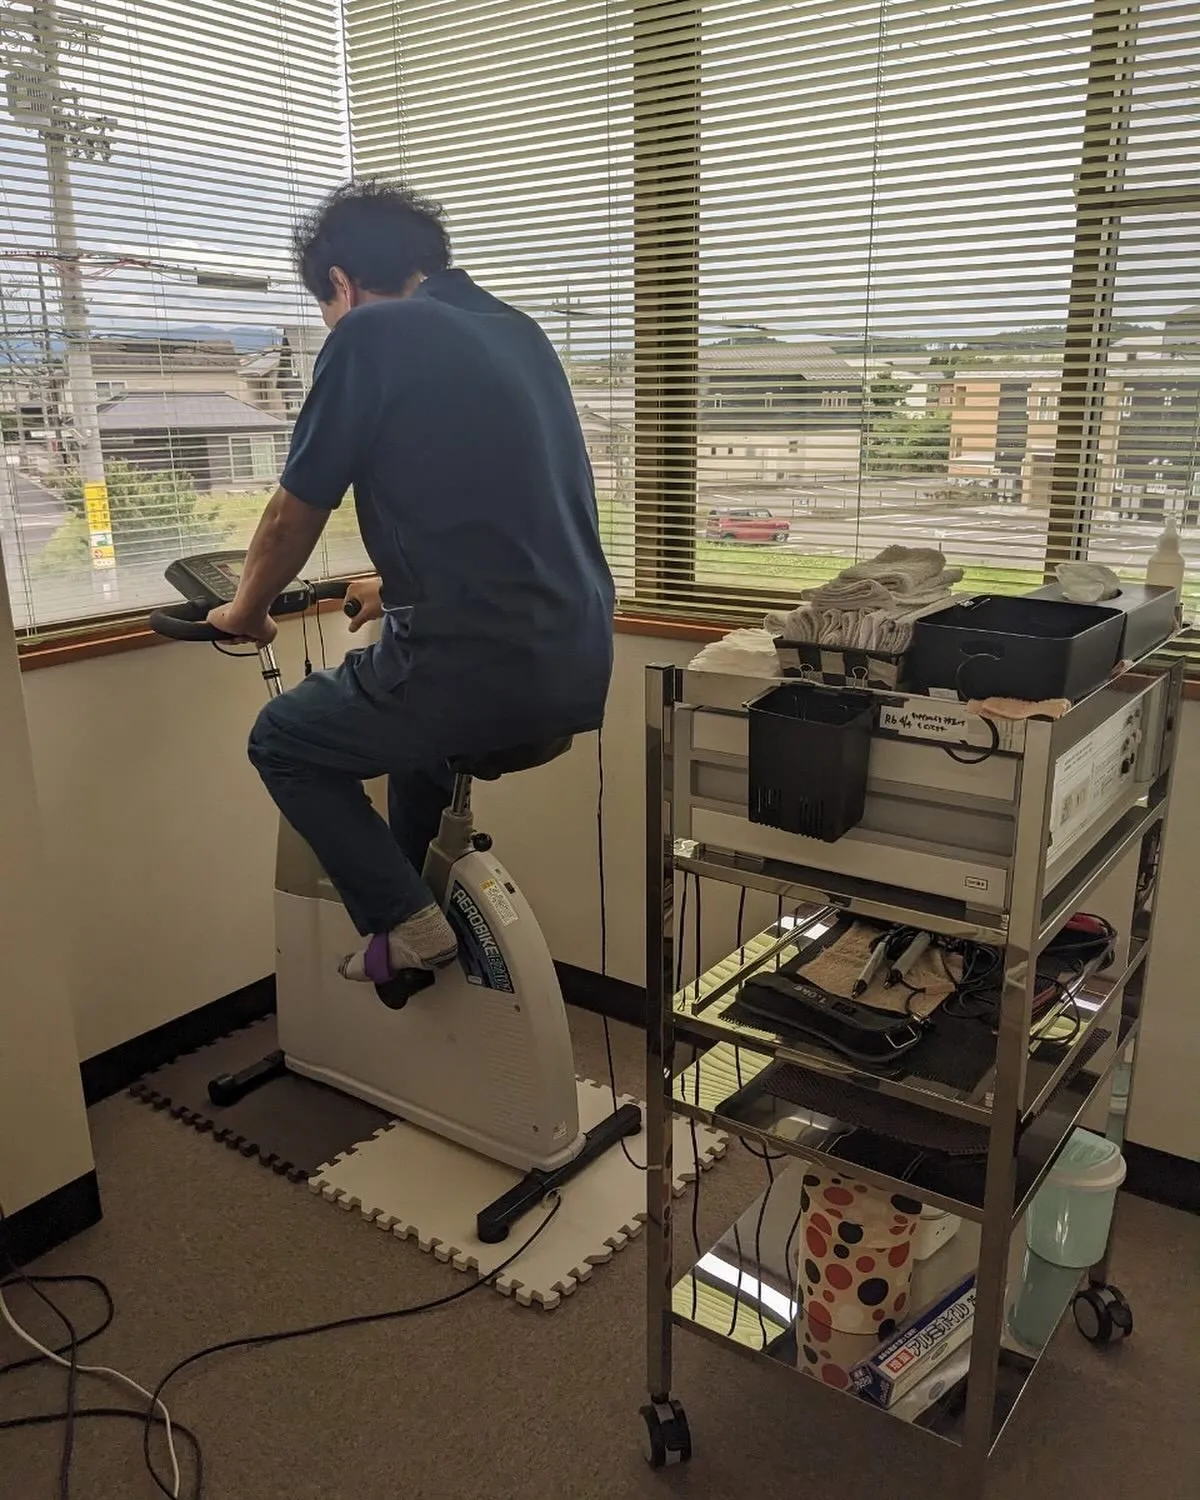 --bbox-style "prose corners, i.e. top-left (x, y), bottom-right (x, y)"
top-left (450, 737), bottom-right (573, 781)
